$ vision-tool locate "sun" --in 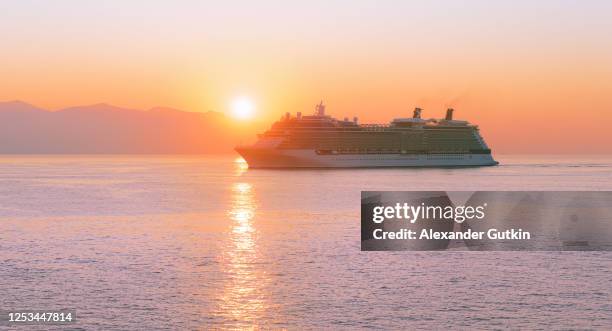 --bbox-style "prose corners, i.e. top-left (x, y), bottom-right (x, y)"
top-left (231, 97), bottom-right (255, 120)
